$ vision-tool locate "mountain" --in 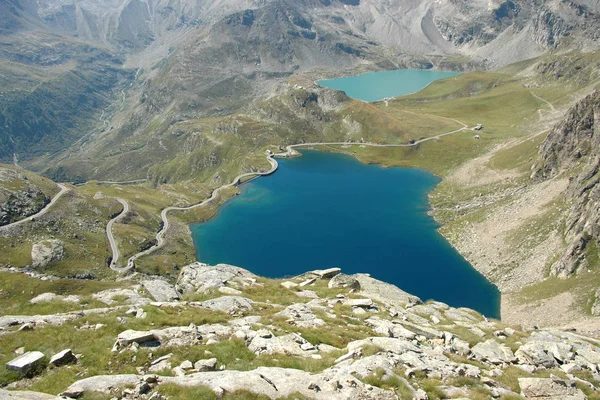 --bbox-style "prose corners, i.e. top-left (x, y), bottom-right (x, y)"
top-left (534, 91), bottom-right (600, 279)
top-left (2, 0), bottom-right (600, 174)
